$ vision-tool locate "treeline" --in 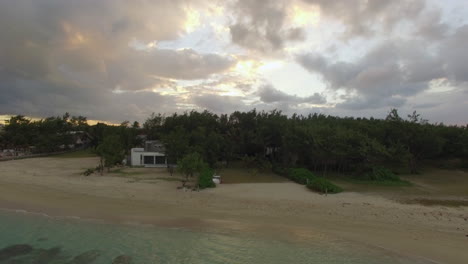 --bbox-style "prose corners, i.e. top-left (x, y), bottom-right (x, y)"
top-left (1, 109), bottom-right (468, 175)
top-left (0, 113), bottom-right (140, 153)
top-left (144, 109), bottom-right (468, 174)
